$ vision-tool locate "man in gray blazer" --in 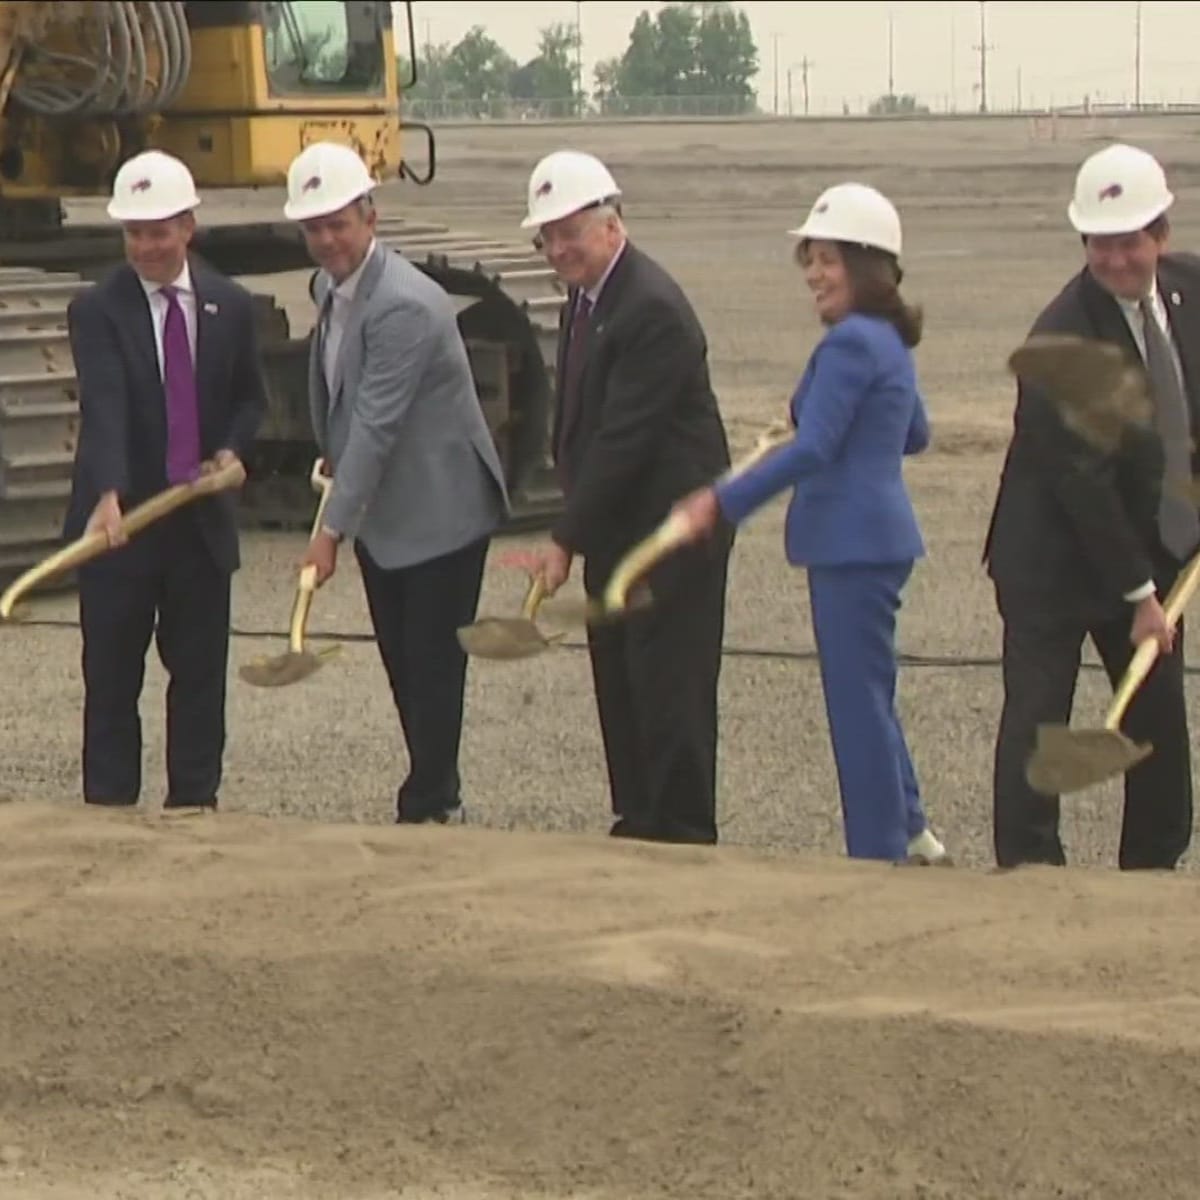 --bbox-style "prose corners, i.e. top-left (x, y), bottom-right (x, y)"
top-left (284, 142), bottom-right (509, 824)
